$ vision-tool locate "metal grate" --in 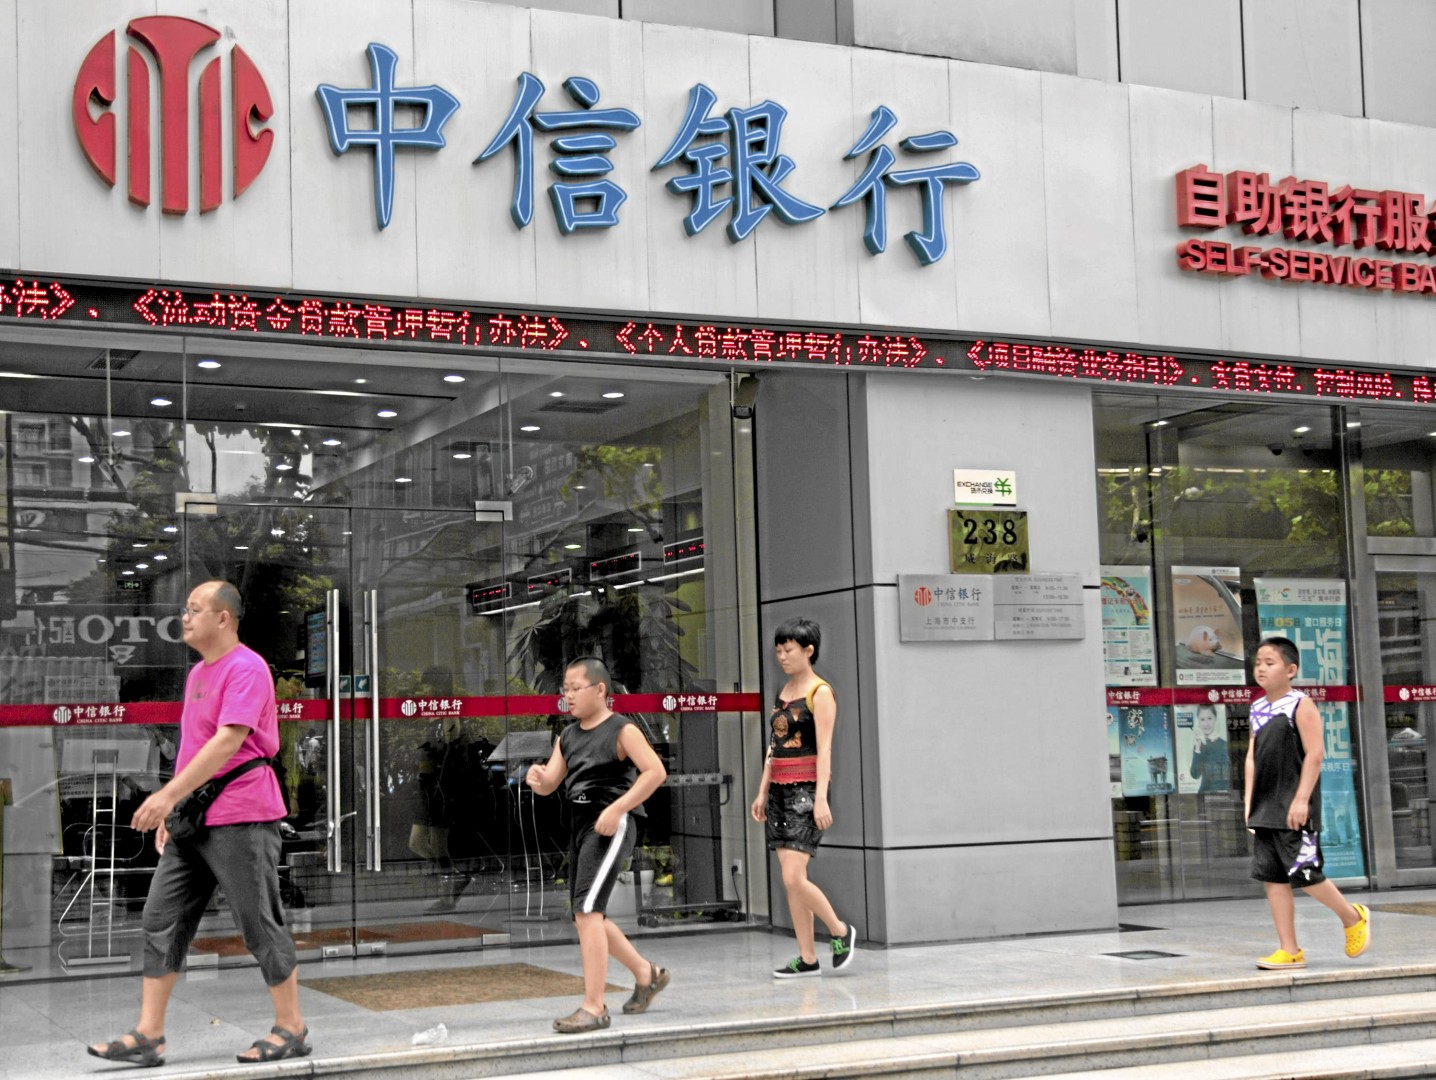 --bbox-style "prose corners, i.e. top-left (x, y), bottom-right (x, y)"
top-left (86, 349), bottom-right (140, 371)
top-left (1105, 949), bottom-right (1183, 960)
top-left (538, 399), bottom-right (620, 414)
